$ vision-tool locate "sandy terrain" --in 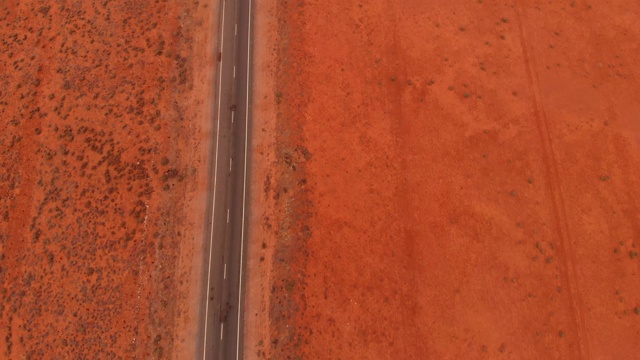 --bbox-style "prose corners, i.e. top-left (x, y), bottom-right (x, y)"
top-left (0, 1), bottom-right (217, 359)
top-left (247, 1), bottom-right (640, 359)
